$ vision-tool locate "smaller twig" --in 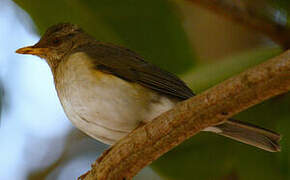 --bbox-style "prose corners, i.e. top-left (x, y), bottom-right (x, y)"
top-left (186, 0), bottom-right (290, 49)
